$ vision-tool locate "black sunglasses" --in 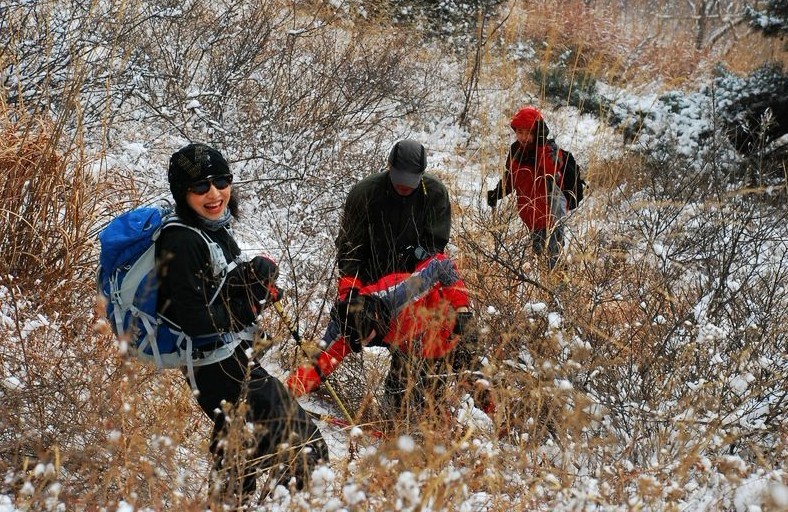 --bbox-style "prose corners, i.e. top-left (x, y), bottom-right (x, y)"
top-left (188, 174), bottom-right (233, 195)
